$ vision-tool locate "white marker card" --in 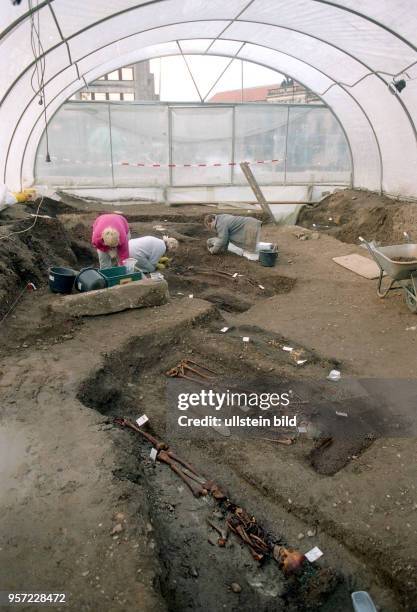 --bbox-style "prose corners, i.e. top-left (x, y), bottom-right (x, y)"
top-left (335, 411), bottom-right (348, 417)
top-left (297, 359), bottom-right (307, 365)
top-left (136, 414), bottom-right (149, 427)
top-left (259, 285), bottom-right (265, 290)
top-left (220, 327), bottom-right (229, 333)
top-left (233, 273), bottom-right (238, 278)
top-left (283, 346), bottom-right (294, 352)
top-left (150, 448), bottom-right (158, 462)
top-left (188, 294), bottom-right (194, 299)
top-left (242, 337), bottom-right (250, 342)
top-left (305, 547), bottom-right (323, 562)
